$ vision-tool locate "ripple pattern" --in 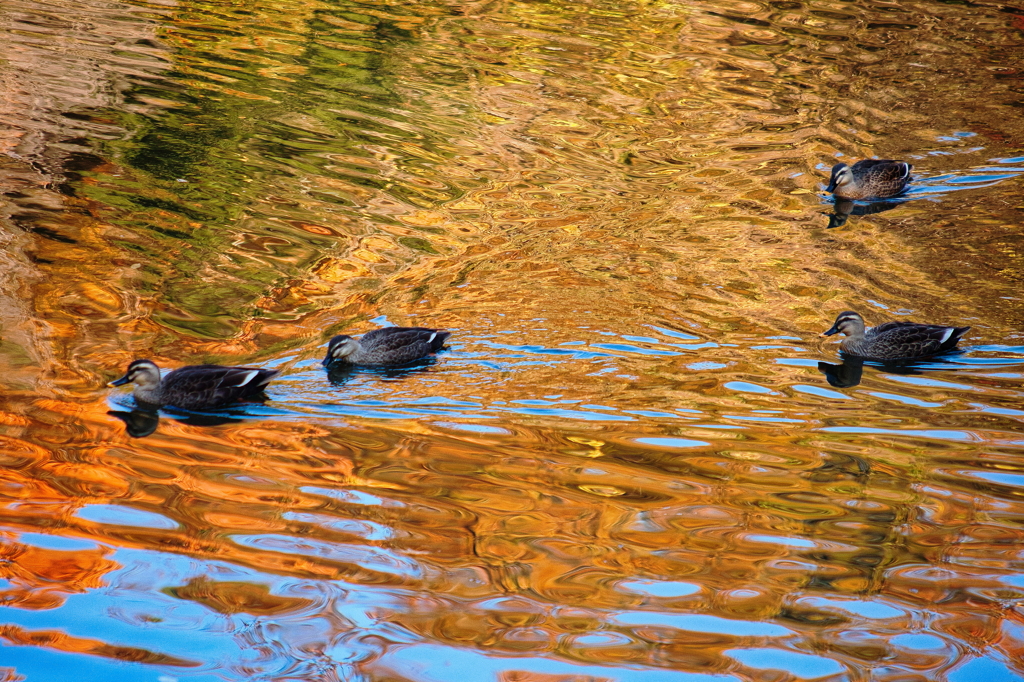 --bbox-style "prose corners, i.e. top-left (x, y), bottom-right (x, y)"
top-left (1, 0), bottom-right (1024, 680)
